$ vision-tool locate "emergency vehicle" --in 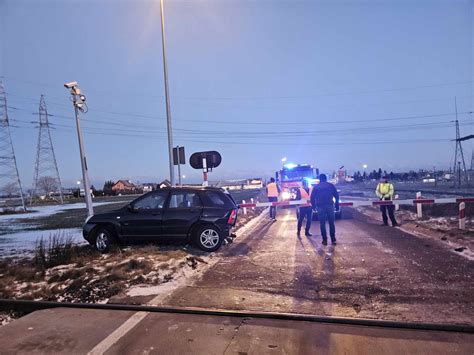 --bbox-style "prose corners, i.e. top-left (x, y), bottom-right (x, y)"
top-left (275, 163), bottom-right (341, 220)
top-left (276, 163), bottom-right (319, 201)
